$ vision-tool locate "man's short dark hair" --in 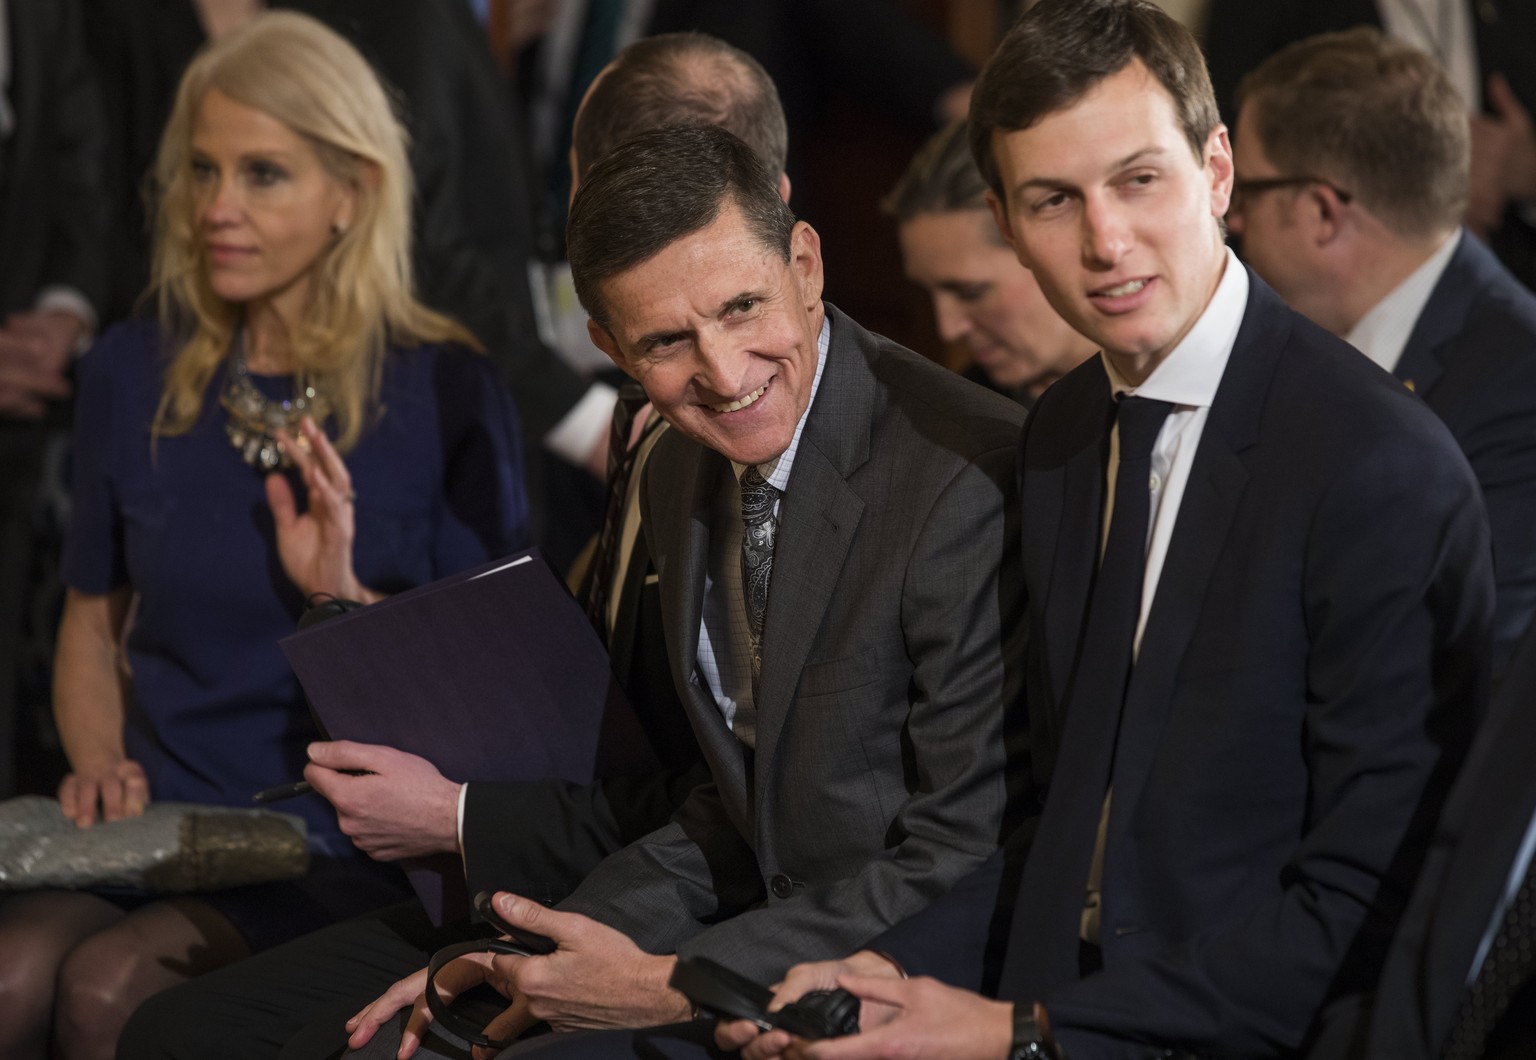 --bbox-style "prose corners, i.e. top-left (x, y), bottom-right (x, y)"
top-left (572, 32), bottom-right (789, 180)
top-left (969, 0), bottom-right (1218, 201)
top-left (883, 121), bottom-right (998, 240)
top-left (568, 123), bottom-right (797, 331)
top-left (1237, 28), bottom-right (1469, 241)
